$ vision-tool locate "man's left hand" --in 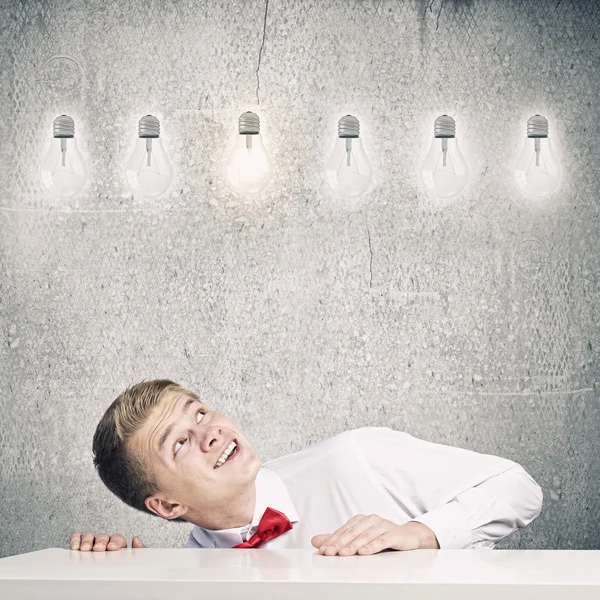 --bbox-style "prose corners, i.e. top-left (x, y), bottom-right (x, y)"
top-left (311, 514), bottom-right (438, 556)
